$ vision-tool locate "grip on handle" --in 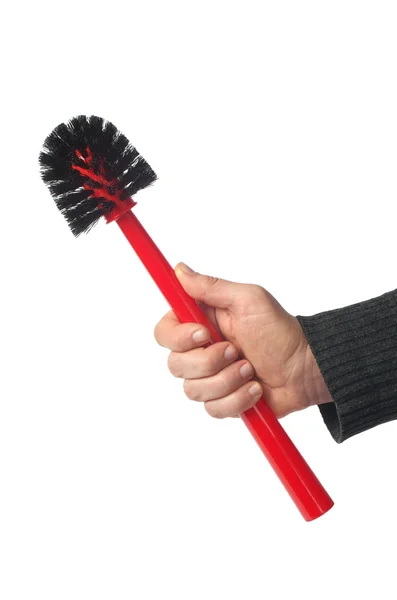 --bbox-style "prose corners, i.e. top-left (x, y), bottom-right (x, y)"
top-left (114, 210), bottom-right (334, 521)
